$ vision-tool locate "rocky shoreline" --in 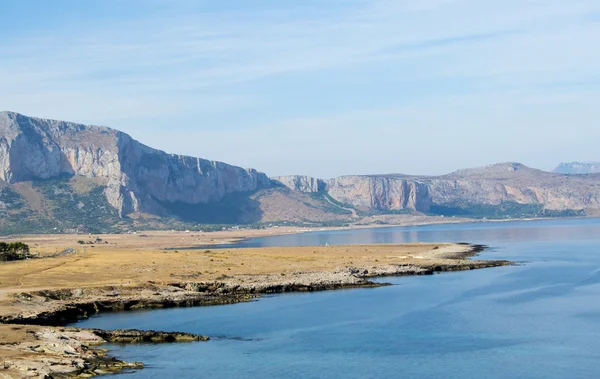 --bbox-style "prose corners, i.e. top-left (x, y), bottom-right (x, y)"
top-left (0, 326), bottom-right (209, 377)
top-left (0, 244), bottom-right (511, 378)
